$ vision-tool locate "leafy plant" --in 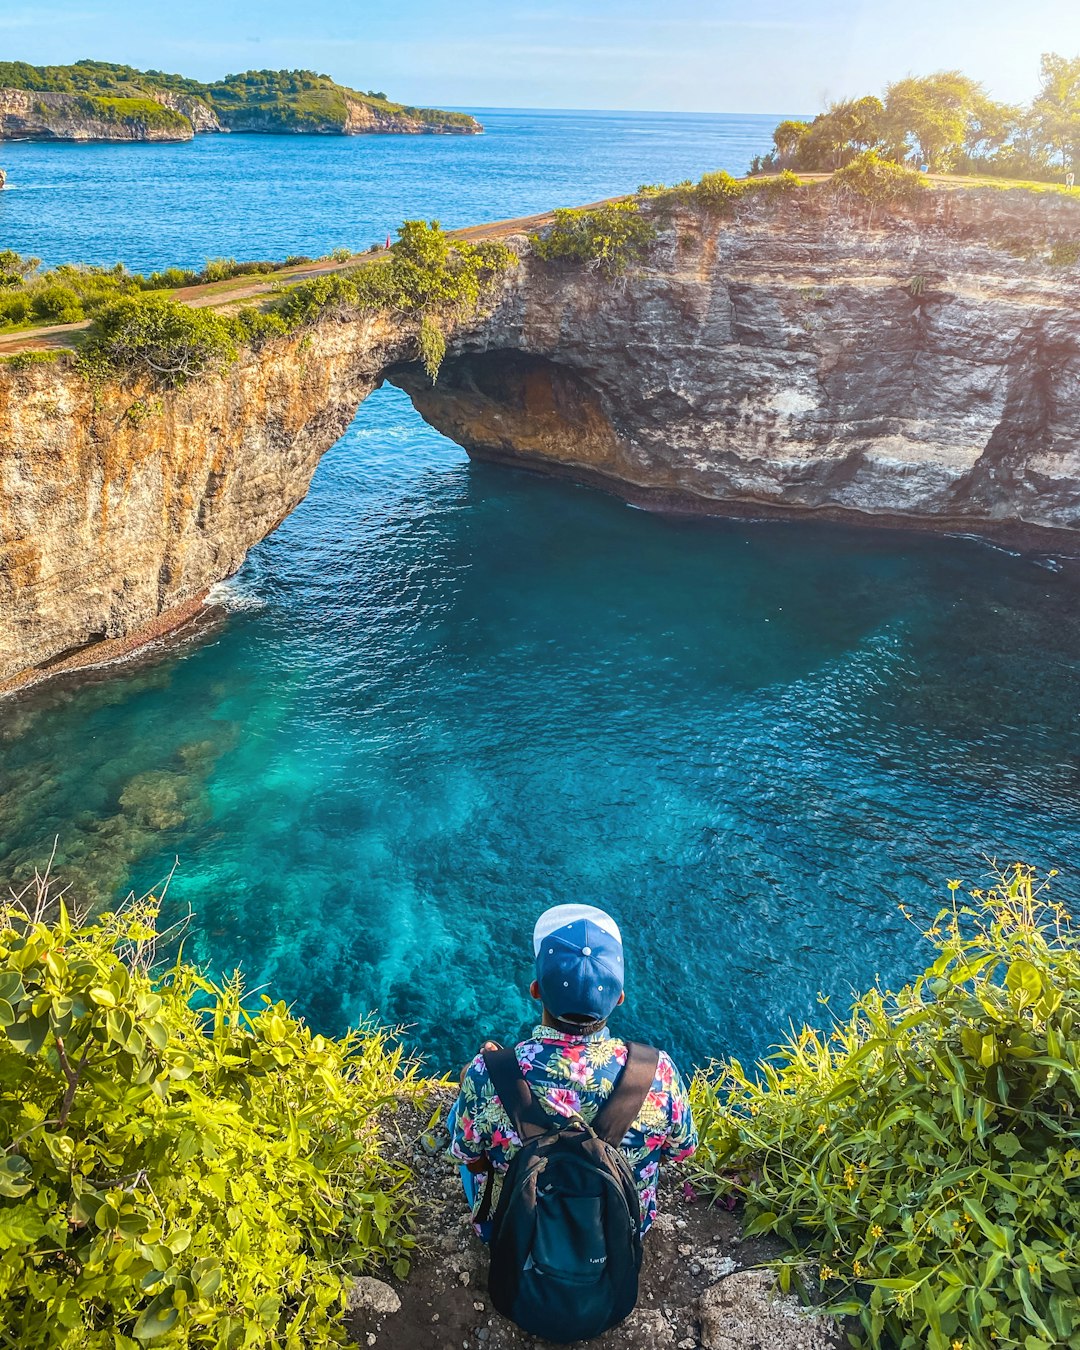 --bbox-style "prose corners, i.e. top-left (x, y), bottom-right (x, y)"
top-left (417, 313), bottom-right (446, 383)
top-left (80, 296), bottom-right (239, 387)
top-left (832, 152), bottom-right (925, 210)
top-left (690, 867), bottom-right (1080, 1350)
top-left (530, 201), bottom-right (657, 276)
top-left (0, 350), bottom-right (59, 371)
top-left (0, 885), bottom-right (426, 1349)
